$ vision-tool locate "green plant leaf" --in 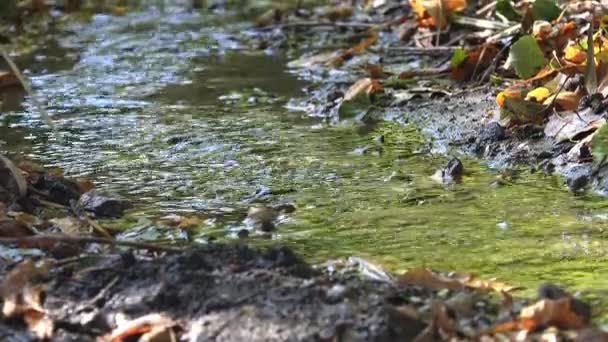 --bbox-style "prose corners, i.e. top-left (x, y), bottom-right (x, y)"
top-left (592, 123), bottom-right (608, 162)
top-left (531, 0), bottom-right (561, 21)
top-left (496, 0), bottom-right (521, 21)
top-left (450, 48), bottom-right (467, 68)
top-left (509, 35), bottom-right (545, 79)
